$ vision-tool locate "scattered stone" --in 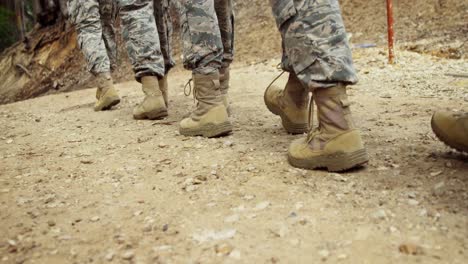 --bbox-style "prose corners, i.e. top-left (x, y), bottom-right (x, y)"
top-left (330, 173), bottom-right (347, 182)
top-left (408, 199), bottom-right (419, 206)
top-left (44, 194), bottom-right (55, 204)
top-left (121, 250), bottom-right (135, 260)
top-left (223, 140), bottom-right (234, 147)
top-left (80, 160), bottom-right (93, 164)
top-left (372, 209), bottom-right (387, 220)
top-left (430, 171), bottom-right (443, 177)
top-left (7, 240), bottom-right (17, 253)
top-left (419, 209), bottom-right (428, 217)
top-left (6, 139), bottom-right (13, 144)
top-left (105, 251), bottom-right (115, 261)
top-left (254, 201), bottom-right (270, 211)
top-left (153, 245), bottom-right (172, 252)
top-left (337, 254), bottom-right (347, 260)
top-left (142, 223), bottom-right (153, 232)
top-left (380, 93), bottom-right (392, 99)
top-left (158, 143), bottom-right (168, 148)
top-left (407, 191), bottom-right (417, 199)
top-left (432, 182), bottom-right (446, 196)
top-left (192, 229), bottom-right (237, 243)
top-left (398, 243), bottom-right (424, 255)
top-left (224, 214), bottom-right (240, 223)
top-left (445, 162), bottom-right (452, 168)
top-left (229, 249), bottom-right (241, 259)
top-left (133, 211), bottom-right (143, 217)
top-left (47, 220), bottom-right (56, 227)
top-left (90, 216), bottom-right (100, 222)
top-left (246, 165), bottom-right (256, 172)
top-left (162, 224), bottom-right (169, 232)
top-left (215, 243), bottom-right (234, 255)
top-left (58, 235), bottom-right (72, 241)
top-left (194, 175), bottom-right (207, 183)
top-left (318, 249), bottom-right (330, 259)
top-left (243, 195), bottom-right (255, 201)
top-left (295, 202), bottom-right (304, 210)
top-left (389, 226), bottom-right (398, 233)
